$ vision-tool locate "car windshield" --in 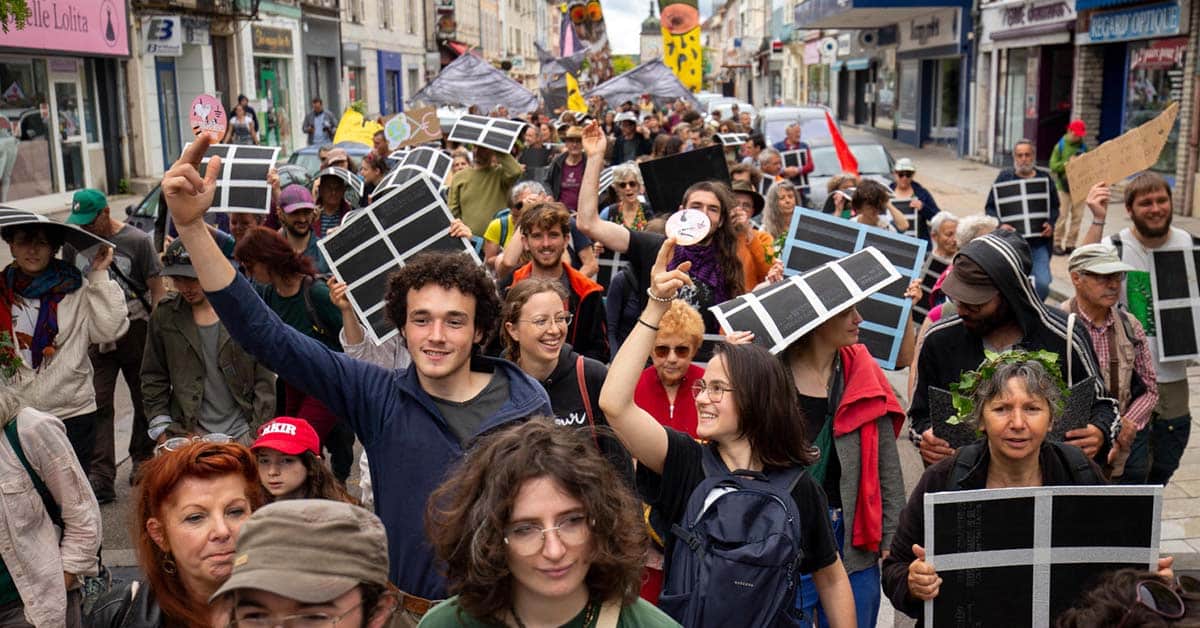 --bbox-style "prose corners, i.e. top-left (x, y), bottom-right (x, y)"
top-left (764, 113), bottom-right (831, 147)
top-left (851, 145), bottom-right (892, 174)
top-left (809, 147), bottom-right (843, 177)
top-left (288, 153), bottom-right (324, 178)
